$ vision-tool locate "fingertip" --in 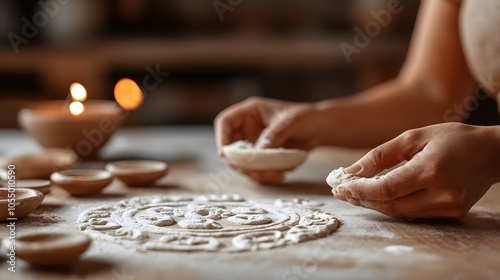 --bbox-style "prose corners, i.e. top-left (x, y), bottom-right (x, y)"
top-left (256, 127), bottom-right (280, 149)
top-left (256, 122), bottom-right (289, 149)
top-left (346, 197), bottom-right (361, 207)
top-left (255, 136), bottom-right (271, 149)
top-left (332, 190), bottom-right (347, 202)
top-left (217, 148), bottom-right (224, 158)
top-left (344, 163), bottom-right (362, 175)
